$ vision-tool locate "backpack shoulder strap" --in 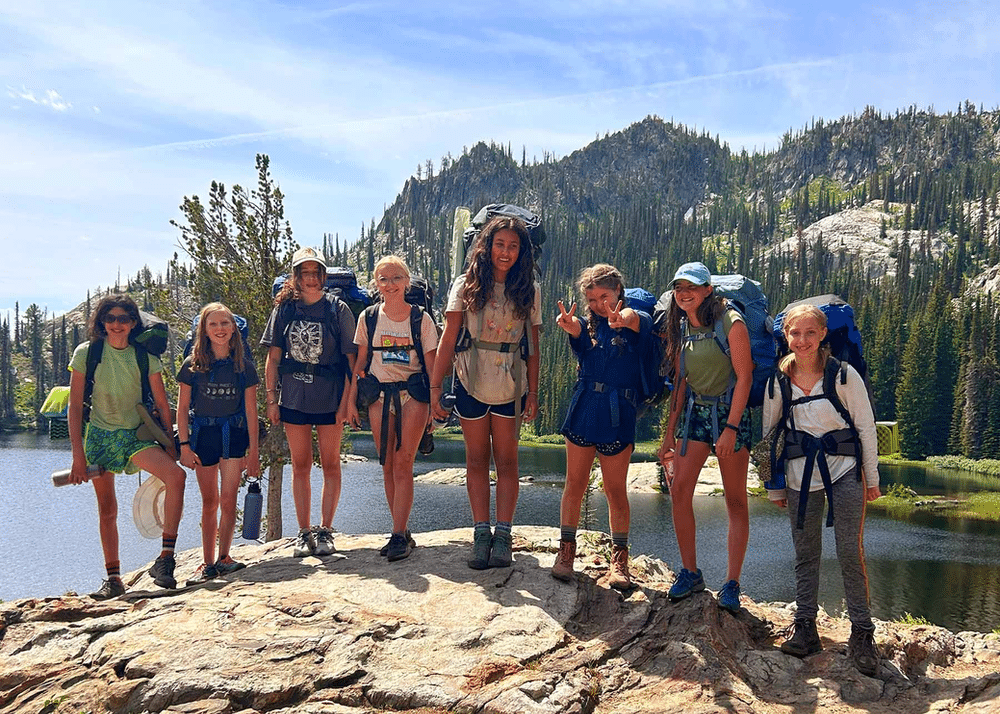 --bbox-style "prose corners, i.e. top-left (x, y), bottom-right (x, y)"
top-left (363, 304), bottom-right (379, 374)
top-left (135, 344), bottom-right (151, 408)
top-left (82, 339), bottom-right (105, 424)
top-left (410, 304), bottom-right (427, 374)
top-left (823, 357), bottom-right (856, 432)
